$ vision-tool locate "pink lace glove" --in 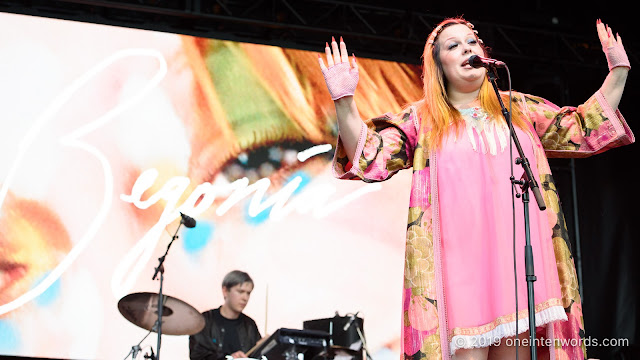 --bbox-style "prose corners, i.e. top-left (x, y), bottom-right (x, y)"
top-left (318, 37), bottom-right (359, 100)
top-left (597, 19), bottom-right (630, 71)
